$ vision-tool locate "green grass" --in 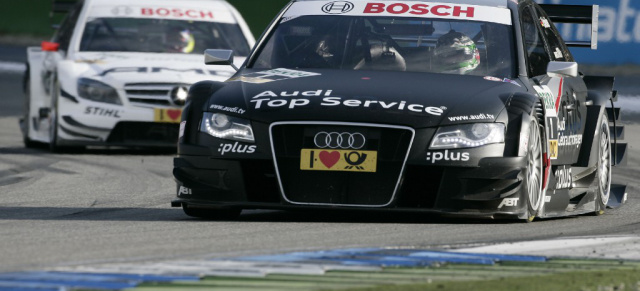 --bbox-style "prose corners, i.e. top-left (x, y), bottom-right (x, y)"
top-left (0, 0), bottom-right (55, 37)
top-left (128, 259), bottom-right (640, 291)
top-left (229, 0), bottom-right (290, 37)
top-left (343, 268), bottom-right (640, 291)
